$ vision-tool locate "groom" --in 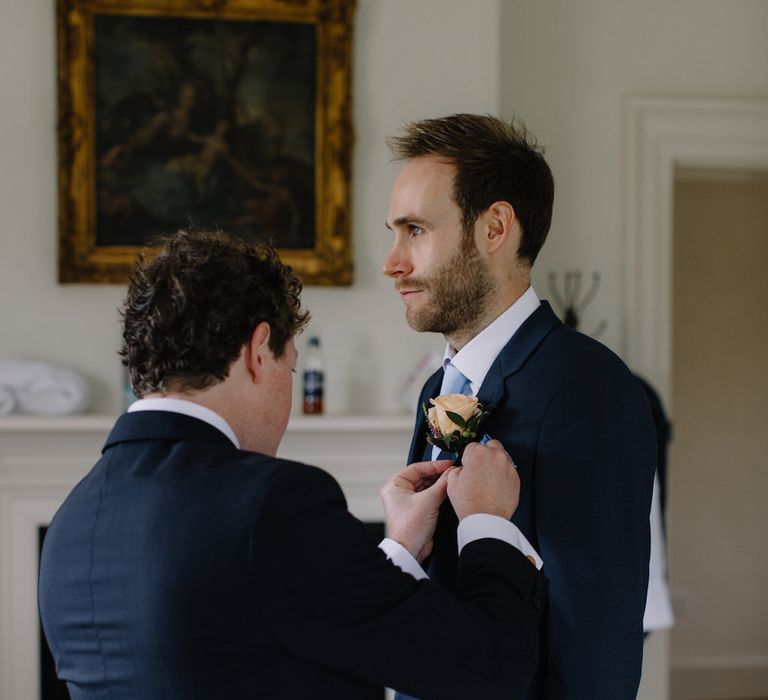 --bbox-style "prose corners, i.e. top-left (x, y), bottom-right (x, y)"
top-left (384, 115), bottom-right (656, 698)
